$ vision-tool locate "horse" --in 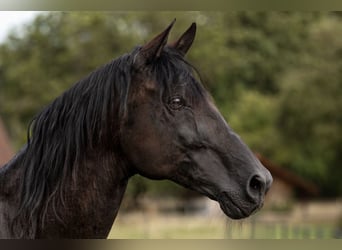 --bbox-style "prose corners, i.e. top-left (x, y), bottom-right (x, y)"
top-left (0, 20), bottom-right (272, 238)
